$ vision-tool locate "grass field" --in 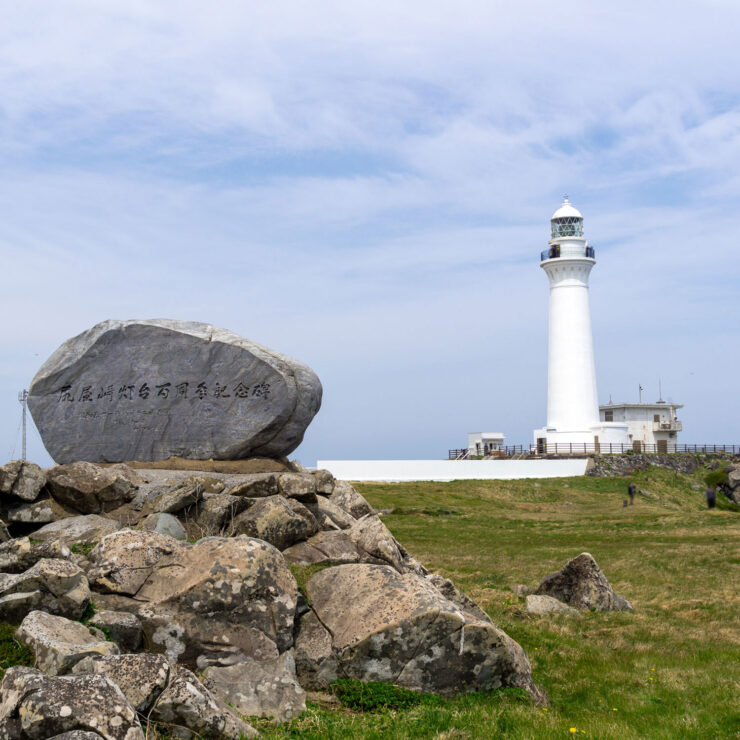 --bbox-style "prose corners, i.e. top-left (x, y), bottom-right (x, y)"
top-left (2, 465), bottom-right (738, 738)
top-left (264, 465), bottom-right (740, 739)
